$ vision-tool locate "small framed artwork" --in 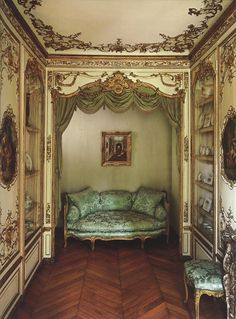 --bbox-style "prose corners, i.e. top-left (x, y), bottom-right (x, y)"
top-left (203, 113), bottom-right (212, 128)
top-left (102, 131), bottom-right (131, 166)
top-left (202, 198), bottom-right (212, 213)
